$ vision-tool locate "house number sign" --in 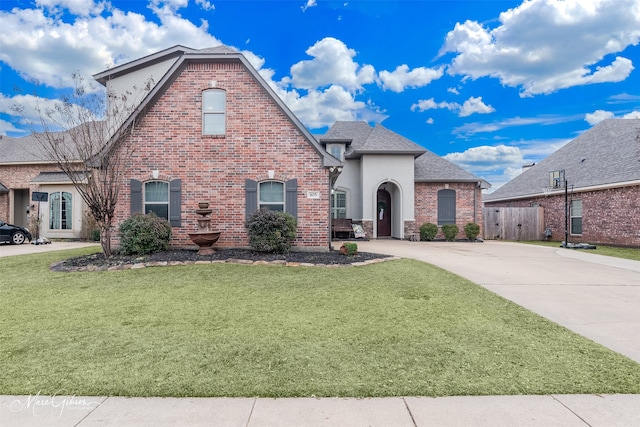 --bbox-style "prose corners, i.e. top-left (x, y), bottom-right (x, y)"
top-left (306, 191), bottom-right (320, 199)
